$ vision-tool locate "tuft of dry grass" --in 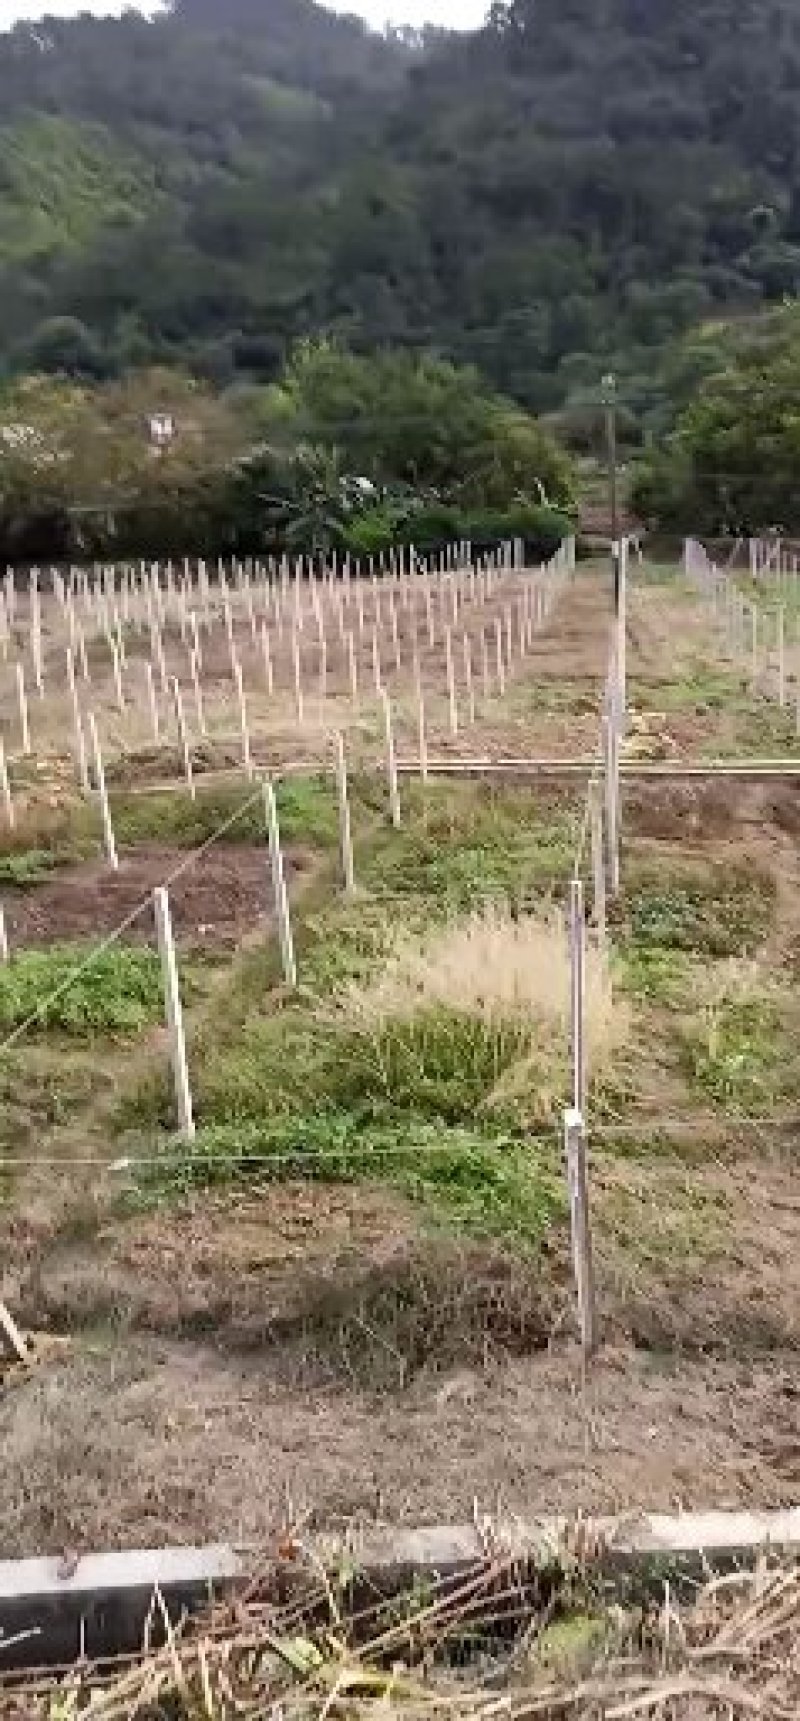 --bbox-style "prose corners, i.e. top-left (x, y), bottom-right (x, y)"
top-left (331, 905), bottom-right (626, 1076)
